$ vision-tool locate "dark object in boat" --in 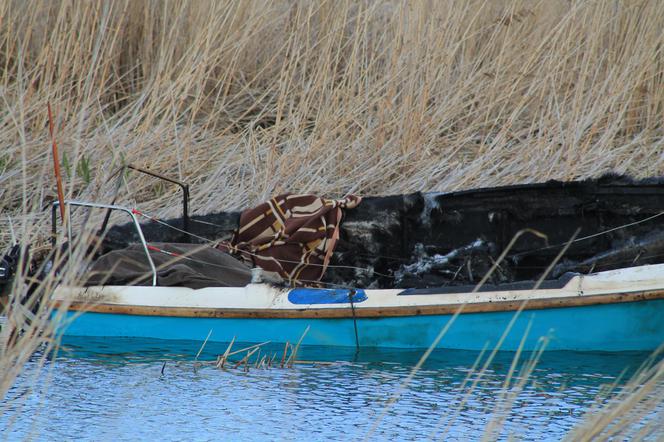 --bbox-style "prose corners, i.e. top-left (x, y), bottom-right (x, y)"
top-left (0, 244), bottom-right (26, 297)
top-left (85, 243), bottom-right (252, 289)
top-left (102, 174), bottom-right (664, 289)
top-left (0, 245), bottom-right (20, 284)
